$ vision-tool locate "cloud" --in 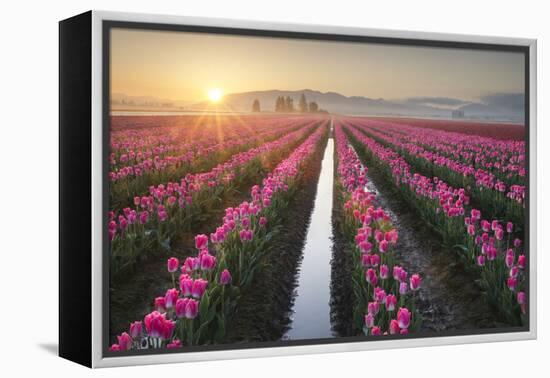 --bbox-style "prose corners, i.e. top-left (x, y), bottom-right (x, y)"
top-left (406, 97), bottom-right (470, 106)
top-left (480, 93), bottom-right (524, 111)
